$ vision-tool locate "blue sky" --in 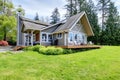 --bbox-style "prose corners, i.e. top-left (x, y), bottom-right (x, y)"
top-left (12, 0), bottom-right (67, 20)
top-left (12, 0), bottom-right (120, 21)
